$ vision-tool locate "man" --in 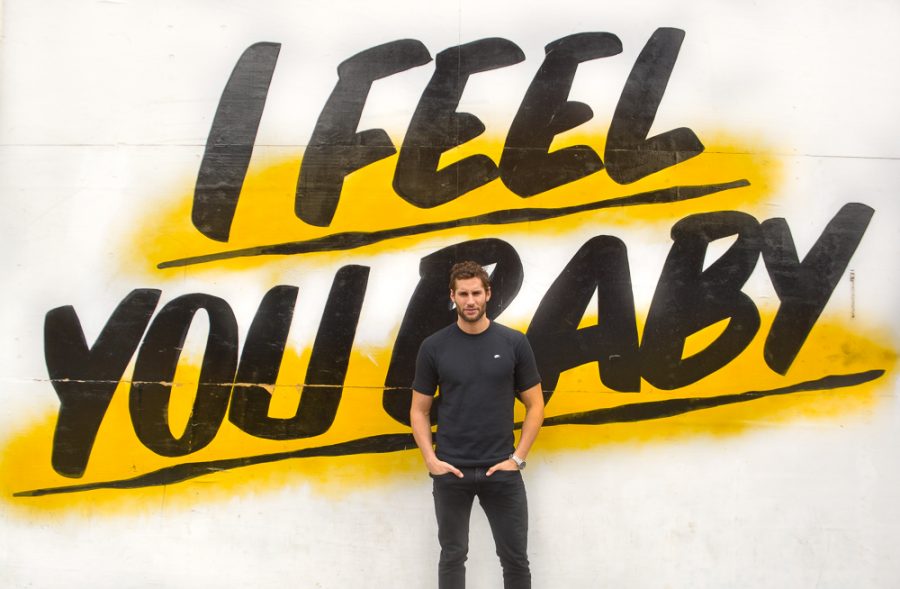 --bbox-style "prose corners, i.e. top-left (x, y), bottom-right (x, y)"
top-left (411, 260), bottom-right (544, 589)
